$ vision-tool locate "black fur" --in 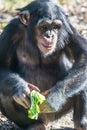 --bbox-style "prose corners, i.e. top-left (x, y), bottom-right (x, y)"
top-left (0, 0), bottom-right (87, 129)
